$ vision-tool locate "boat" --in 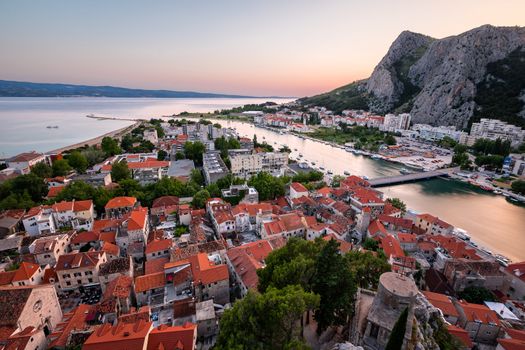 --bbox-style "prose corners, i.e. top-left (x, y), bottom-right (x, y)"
top-left (345, 147), bottom-right (353, 152)
top-left (319, 167), bottom-right (325, 171)
top-left (453, 228), bottom-right (470, 241)
top-left (46, 125), bottom-right (59, 129)
top-left (362, 175), bottom-right (369, 180)
top-left (311, 162), bottom-right (316, 166)
top-left (294, 148), bottom-right (297, 151)
top-left (299, 154), bottom-right (303, 157)
top-left (279, 131), bottom-right (284, 135)
top-left (493, 190), bottom-right (502, 195)
top-left (327, 170), bottom-right (333, 175)
top-left (496, 258), bottom-right (509, 267)
top-left (371, 154), bottom-right (381, 159)
top-left (399, 168), bottom-right (413, 175)
top-left (344, 171), bottom-right (350, 175)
